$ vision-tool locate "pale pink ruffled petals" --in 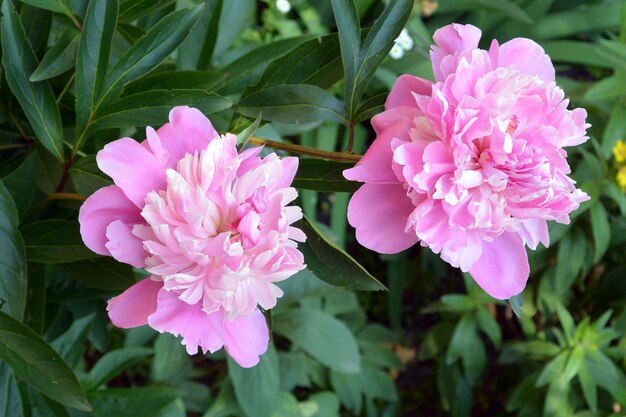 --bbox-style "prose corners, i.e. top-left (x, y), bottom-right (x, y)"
top-left (345, 23), bottom-right (589, 298)
top-left (79, 185), bottom-right (143, 256)
top-left (469, 233), bottom-right (529, 300)
top-left (223, 309), bottom-right (269, 368)
top-left (107, 278), bottom-right (162, 328)
top-left (80, 107), bottom-right (305, 366)
top-left (347, 183), bottom-right (419, 254)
